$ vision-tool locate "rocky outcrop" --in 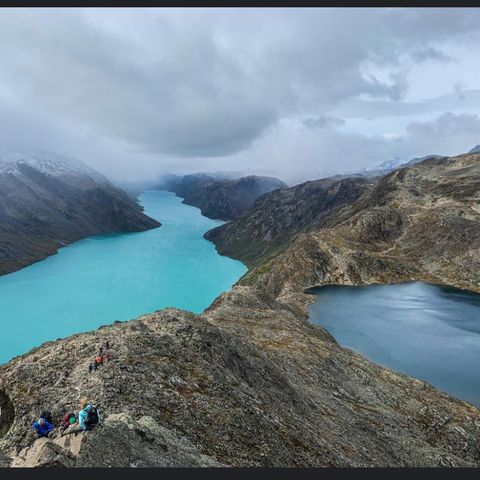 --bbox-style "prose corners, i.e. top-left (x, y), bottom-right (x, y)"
top-left (10, 414), bottom-right (221, 468)
top-left (0, 297), bottom-right (479, 467)
top-left (0, 150), bottom-right (160, 276)
top-left (0, 449), bottom-right (10, 468)
top-left (173, 173), bottom-right (286, 221)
